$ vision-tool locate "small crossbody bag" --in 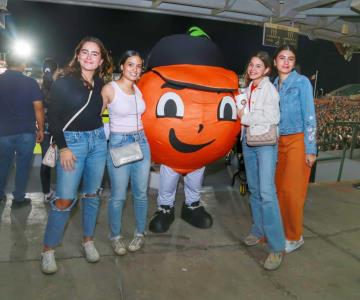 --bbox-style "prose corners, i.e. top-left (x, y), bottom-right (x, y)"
top-left (42, 89), bottom-right (94, 167)
top-left (109, 93), bottom-right (144, 167)
top-left (246, 125), bottom-right (277, 146)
